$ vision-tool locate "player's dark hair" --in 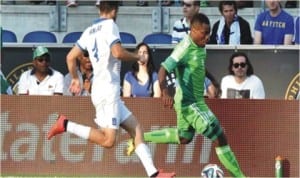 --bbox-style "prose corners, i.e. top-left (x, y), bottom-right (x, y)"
top-left (228, 52), bottom-right (254, 76)
top-left (98, 0), bottom-right (120, 13)
top-left (218, 1), bottom-right (238, 13)
top-left (191, 13), bottom-right (210, 27)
